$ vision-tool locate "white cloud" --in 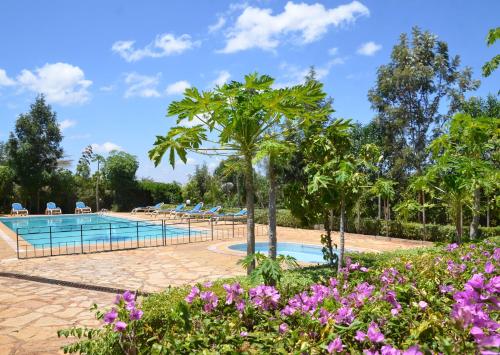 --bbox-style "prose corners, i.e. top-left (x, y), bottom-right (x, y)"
top-left (91, 142), bottom-right (122, 153)
top-left (219, 1), bottom-right (369, 53)
top-left (328, 47), bottom-right (339, 56)
top-left (99, 85), bottom-right (114, 92)
top-left (275, 59), bottom-right (344, 88)
top-left (209, 17), bottom-right (226, 33)
top-left (165, 80), bottom-right (191, 96)
top-left (112, 33), bottom-right (199, 62)
top-left (210, 70), bottom-right (231, 87)
top-left (16, 63), bottom-right (92, 105)
top-left (357, 41), bottom-right (382, 56)
top-left (0, 69), bottom-right (15, 86)
top-left (124, 72), bottom-right (161, 98)
top-left (59, 119), bottom-right (76, 131)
